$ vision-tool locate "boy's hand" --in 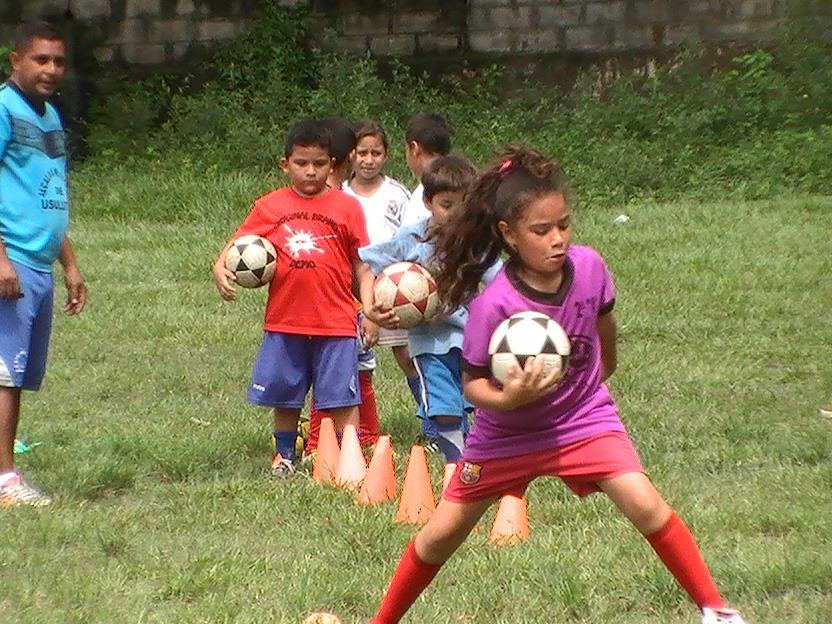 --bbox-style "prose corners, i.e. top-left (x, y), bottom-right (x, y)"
top-left (212, 259), bottom-right (237, 301)
top-left (360, 316), bottom-right (379, 348)
top-left (364, 302), bottom-right (400, 329)
top-left (500, 355), bottom-right (561, 410)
